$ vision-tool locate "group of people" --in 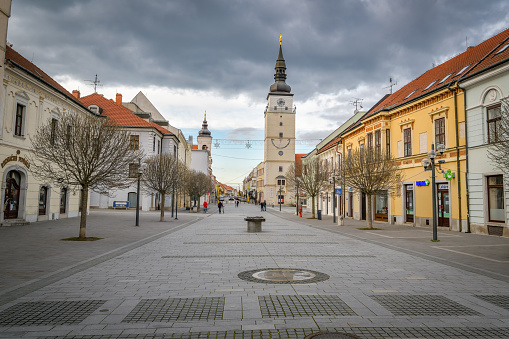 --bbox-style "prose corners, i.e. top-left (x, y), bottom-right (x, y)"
top-left (201, 198), bottom-right (242, 214)
top-left (260, 200), bottom-right (267, 211)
